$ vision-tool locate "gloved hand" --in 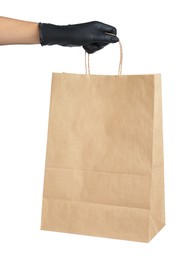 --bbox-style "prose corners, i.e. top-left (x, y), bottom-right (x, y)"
top-left (39, 21), bottom-right (119, 54)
